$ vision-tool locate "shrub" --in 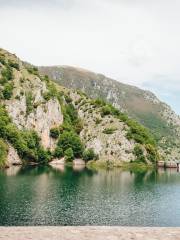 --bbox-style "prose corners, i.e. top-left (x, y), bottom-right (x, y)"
top-left (43, 83), bottom-right (58, 100)
top-left (62, 102), bottom-right (83, 134)
top-left (57, 131), bottom-right (84, 158)
top-left (26, 92), bottom-right (34, 115)
top-left (126, 119), bottom-right (155, 146)
top-left (64, 95), bottom-right (72, 103)
top-left (37, 147), bottom-right (51, 163)
top-left (1, 66), bottom-right (13, 81)
top-left (8, 60), bottom-right (19, 70)
top-left (133, 144), bottom-right (146, 163)
top-left (0, 139), bottom-right (8, 168)
top-left (27, 66), bottom-right (39, 75)
top-left (65, 103), bottom-right (78, 122)
top-left (95, 118), bottom-right (102, 125)
top-left (50, 127), bottom-right (60, 139)
top-left (0, 105), bottom-right (50, 164)
top-left (101, 105), bottom-right (112, 116)
top-left (83, 148), bottom-right (98, 162)
top-left (103, 128), bottom-right (117, 134)
top-left (43, 92), bottom-right (52, 101)
top-left (0, 76), bottom-right (8, 85)
top-left (145, 144), bottom-right (159, 163)
top-left (0, 55), bottom-right (6, 65)
top-left (64, 148), bottom-right (74, 162)
top-left (92, 98), bottom-right (106, 107)
top-left (74, 120), bottom-right (83, 134)
top-left (53, 147), bottom-right (63, 158)
top-left (3, 82), bottom-right (13, 99)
